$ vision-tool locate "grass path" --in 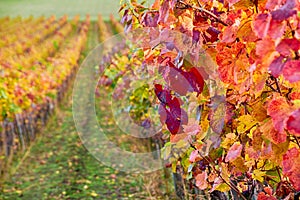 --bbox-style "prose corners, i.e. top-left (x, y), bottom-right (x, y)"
top-left (0, 93), bottom-right (147, 199)
top-left (0, 21), bottom-right (173, 199)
